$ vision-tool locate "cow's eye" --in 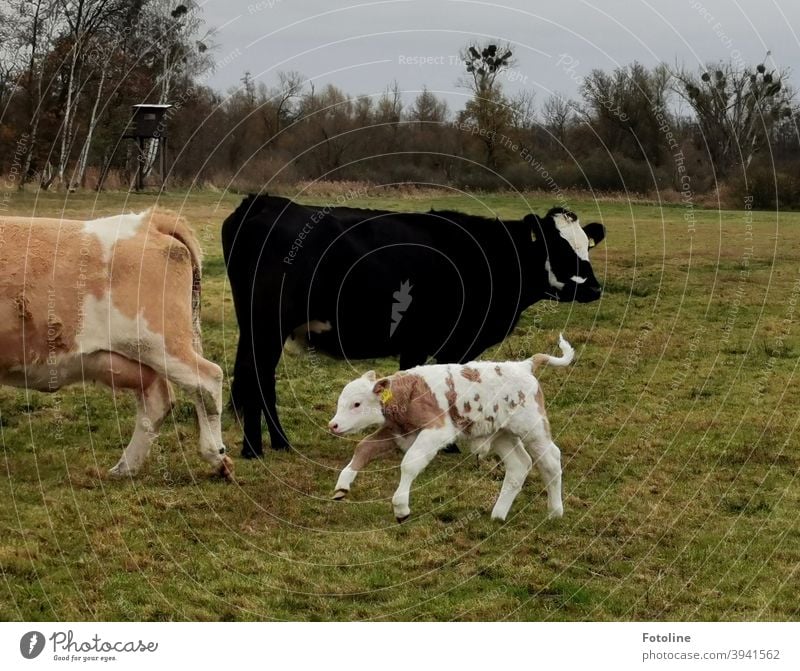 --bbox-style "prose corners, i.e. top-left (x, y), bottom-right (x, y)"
top-left (354, 402), bottom-right (361, 408)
